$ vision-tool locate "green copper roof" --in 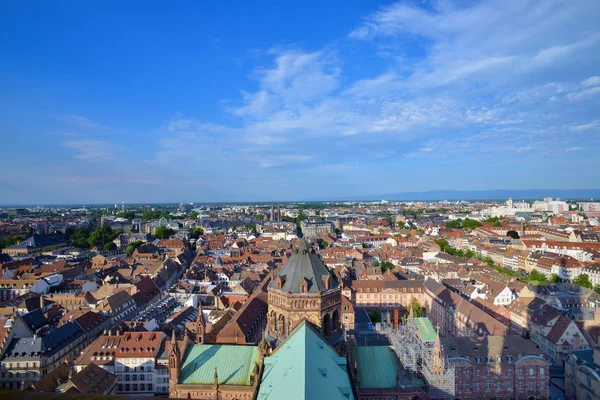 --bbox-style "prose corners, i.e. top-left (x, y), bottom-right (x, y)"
top-left (179, 344), bottom-right (259, 386)
top-left (352, 346), bottom-right (397, 389)
top-left (414, 317), bottom-right (436, 342)
top-left (258, 321), bottom-right (354, 400)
